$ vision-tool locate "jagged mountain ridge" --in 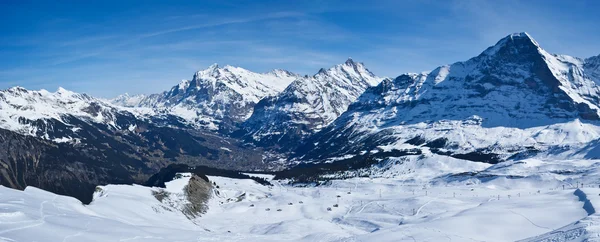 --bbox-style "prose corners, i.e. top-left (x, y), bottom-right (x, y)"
top-left (240, 58), bottom-right (383, 150)
top-left (111, 64), bottom-right (300, 131)
top-left (585, 54), bottom-right (600, 83)
top-left (1, 86), bottom-right (143, 142)
top-left (297, 32), bottom-right (600, 164)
